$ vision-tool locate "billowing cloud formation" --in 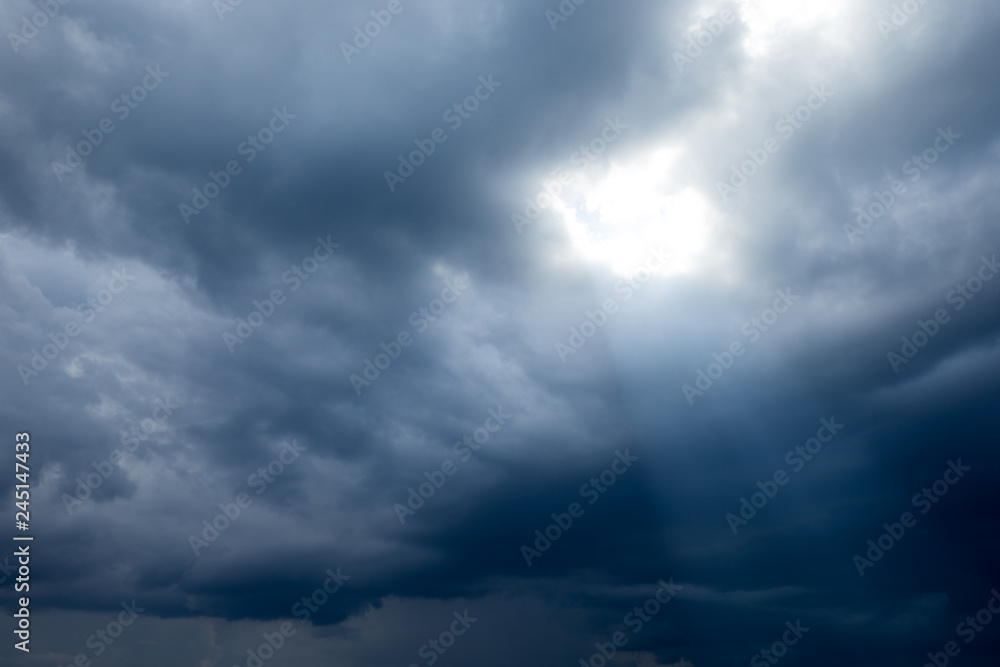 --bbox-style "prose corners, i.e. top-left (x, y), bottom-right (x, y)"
top-left (1, 0), bottom-right (999, 665)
